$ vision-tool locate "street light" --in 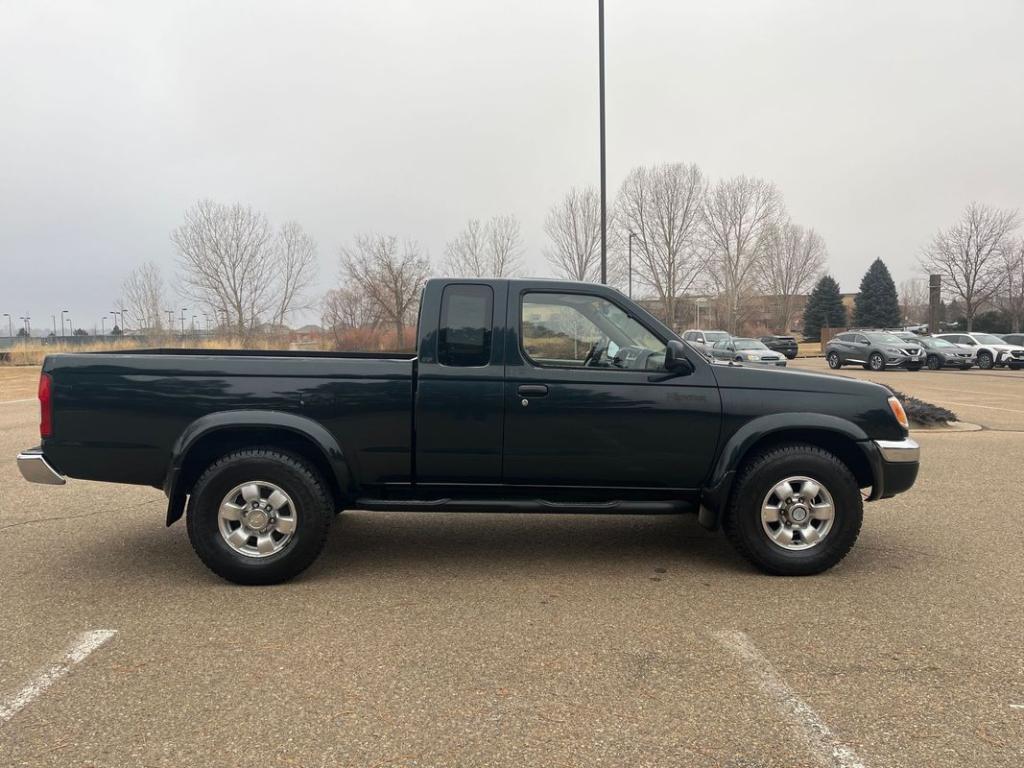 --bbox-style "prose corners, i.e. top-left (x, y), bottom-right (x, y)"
top-left (65, 317), bottom-right (73, 336)
top-left (60, 309), bottom-right (69, 338)
top-left (165, 310), bottom-right (174, 329)
top-left (598, 0), bottom-right (607, 285)
top-left (19, 316), bottom-right (31, 342)
top-left (101, 317), bottom-right (107, 336)
top-left (2, 313), bottom-right (11, 339)
top-left (627, 232), bottom-right (638, 299)
top-left (180, 308), bottom-right (188, 335)
top-left (110, 310), bottom-right (121, 332)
